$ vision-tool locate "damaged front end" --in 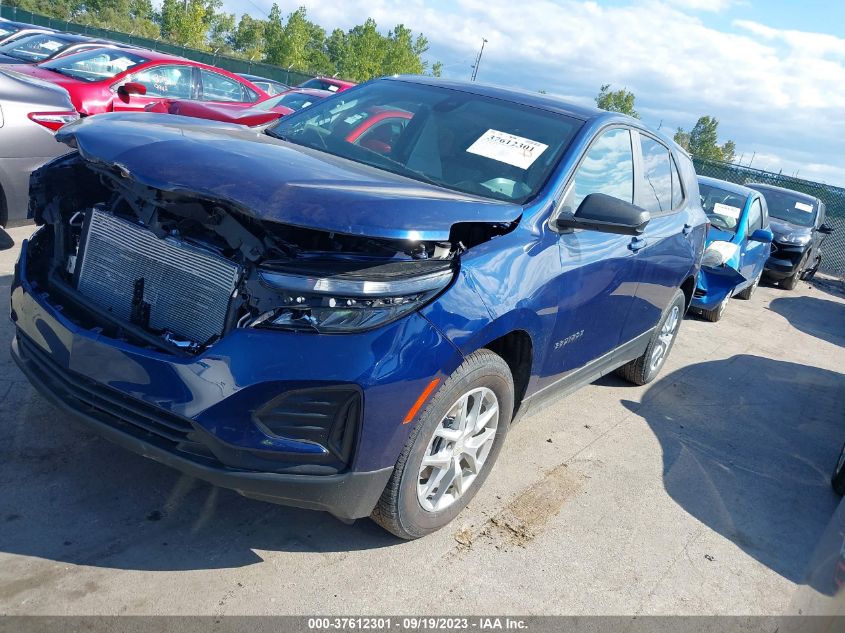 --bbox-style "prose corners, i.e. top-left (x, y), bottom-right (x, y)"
top-left (24, 152), bottom-right (499, 356)
top-left (691, 240), bottom-right (747, 310)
